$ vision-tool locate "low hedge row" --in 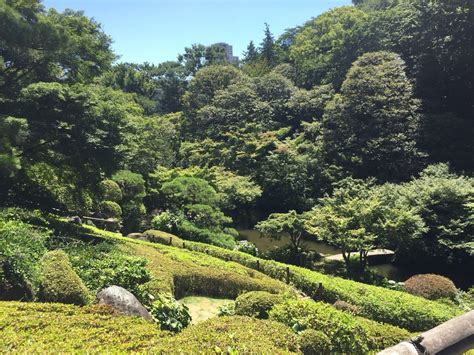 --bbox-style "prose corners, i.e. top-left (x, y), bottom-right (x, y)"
top-left (154, 316), bottom-right (299, 354)
top-left (141, 229), bottom-right (461, 331)
top-left (269, 300), bottom-right (411, 353)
